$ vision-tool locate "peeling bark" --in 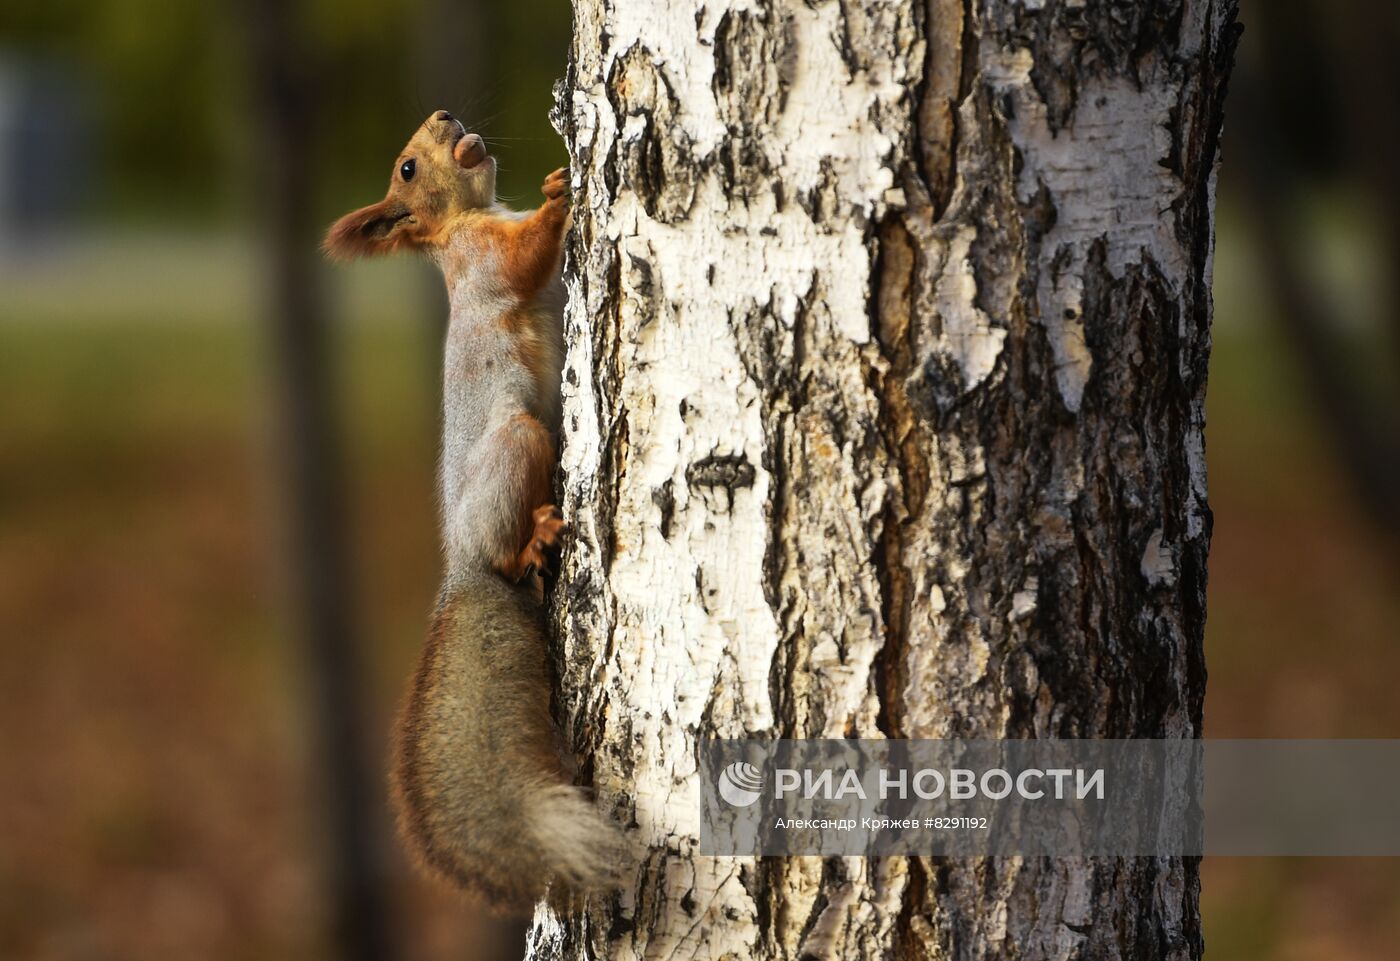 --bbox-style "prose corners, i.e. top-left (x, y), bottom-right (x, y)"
top-left (538, 1), bottom-right (1239, 958)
